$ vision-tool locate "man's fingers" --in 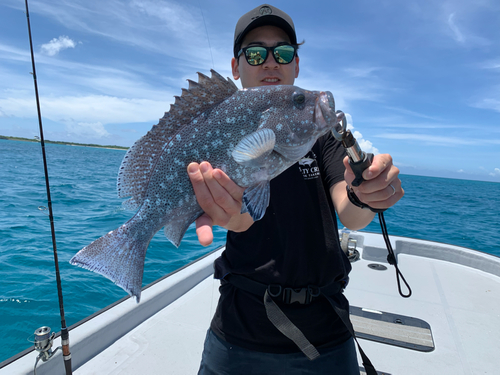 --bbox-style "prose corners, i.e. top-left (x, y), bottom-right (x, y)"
top-left (344, 154), bottom-right (404, 209)
top-left (354, 178), bottom-right (403, 204)
top-left (343, 154), bottom-right (393, 191)
top-left (343, 156), bottom-right (355, 186)
top-left (200, 162), bottom-right (242, 216)
top-left (195, 214), bottom-right (214, 247)
top-left (188, 162), bottom-right (228, 219)
top-left (212, 168), bottom-right (246, 202)
top-left (361, 154), bottom-right (393, 181)
top-left (356, 165), bottom-right (400, 195)
top-left (188, 162), bottom-right (207, 191)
